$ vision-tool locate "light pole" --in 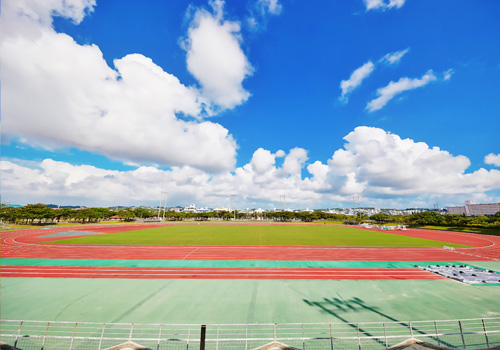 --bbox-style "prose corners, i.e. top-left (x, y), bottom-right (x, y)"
top-left (158, 191), bottom-right (167, 220)
top-left (230, 194), bottom-right (236, 220)
top-left (162, 192), bottom-right (168, 220)
top-left (279, 195), bottom-right (286, 212)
